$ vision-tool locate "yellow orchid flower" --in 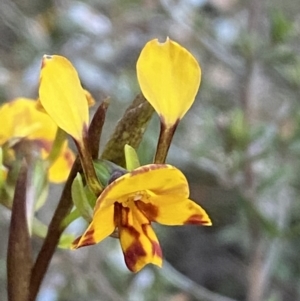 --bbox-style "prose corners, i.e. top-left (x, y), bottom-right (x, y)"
top-left (72, 164), bottom-right (211, 272)
top-left (0, 98), bottom-right (75, 183)
top-left (39, 55), bottom-right (89, 142)
top-left (136, 37), bottom-right (201, 127)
